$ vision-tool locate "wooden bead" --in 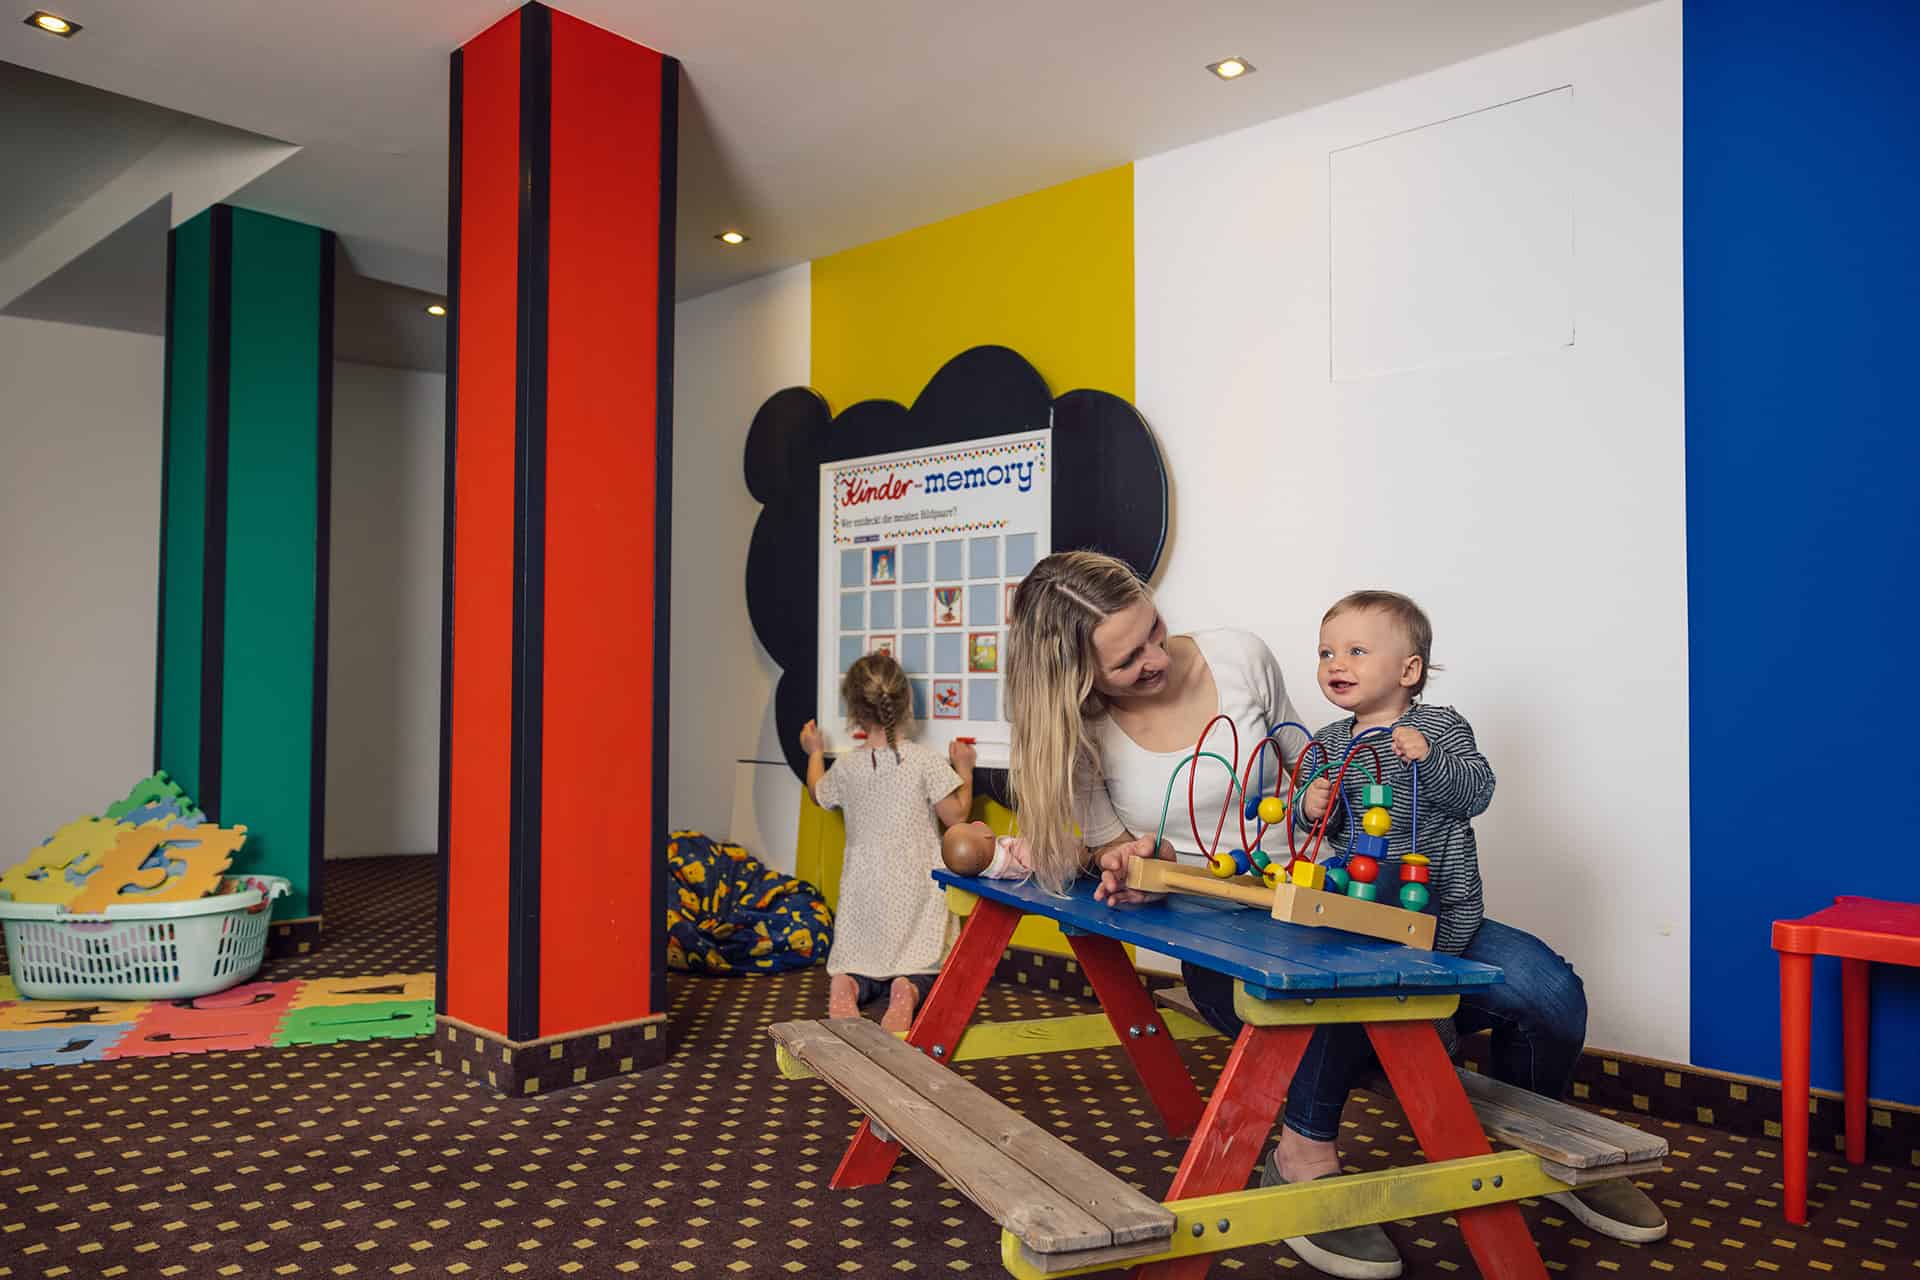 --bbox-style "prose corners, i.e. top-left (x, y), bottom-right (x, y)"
top-left (1399, 863), bottom-right (1431, 885)
top-left (1347, 880), bottom-right (1380, 902)
top-left (1398, 882), bottom-right (1431, 912)
top-left (1323, 866), bottom-right (1351, 896)
top-left (1350, 832), bottom-right (1388, 859)
top-left (1361, 806), bottom-right (1392, 837)
top-left (1346, 854), bottom-right (1379, 884)
top-left (1258, 796), bottom-right (1287, 825)
top-left (1207, 851), bottom-right (1238, 878)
